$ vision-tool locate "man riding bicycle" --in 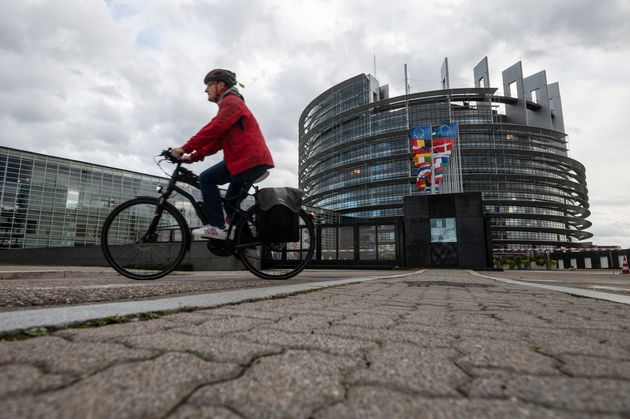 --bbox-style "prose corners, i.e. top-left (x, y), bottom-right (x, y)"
top-left (171, 69), bottom-right (274, 240)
